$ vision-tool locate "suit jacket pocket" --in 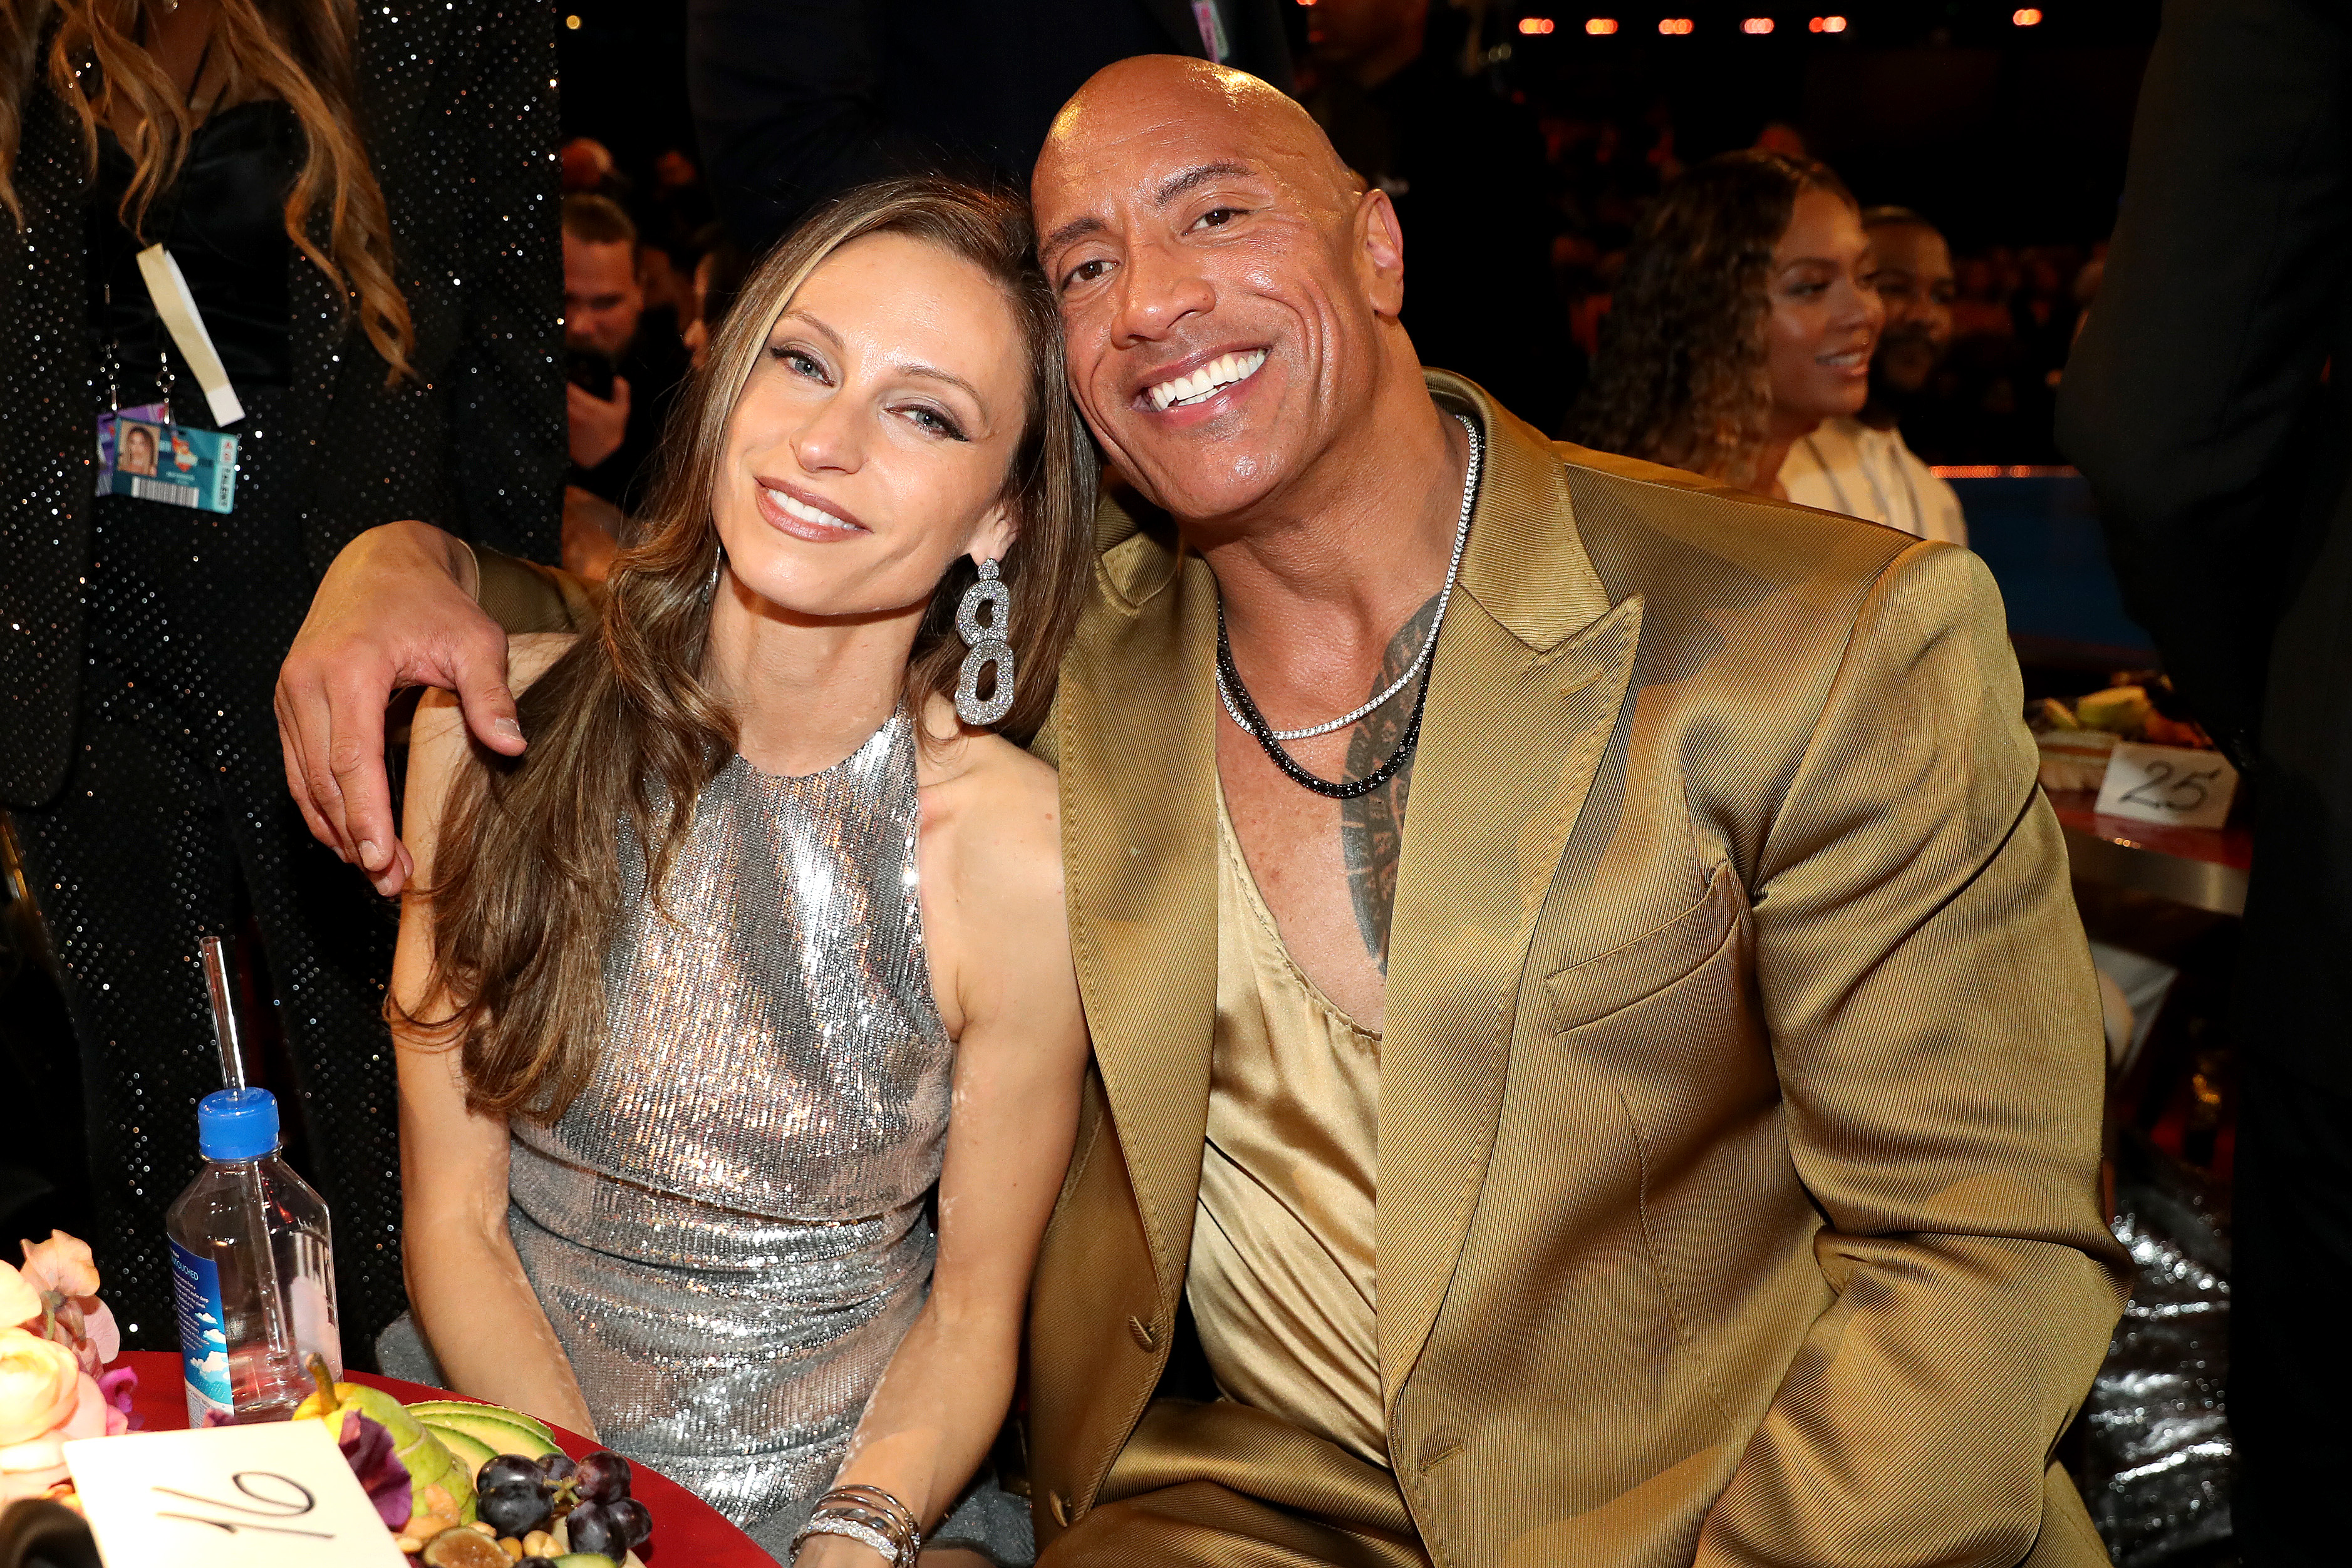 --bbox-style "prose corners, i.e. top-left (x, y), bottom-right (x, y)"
top-left (1541, 863), bottom-right (1744, 1035)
